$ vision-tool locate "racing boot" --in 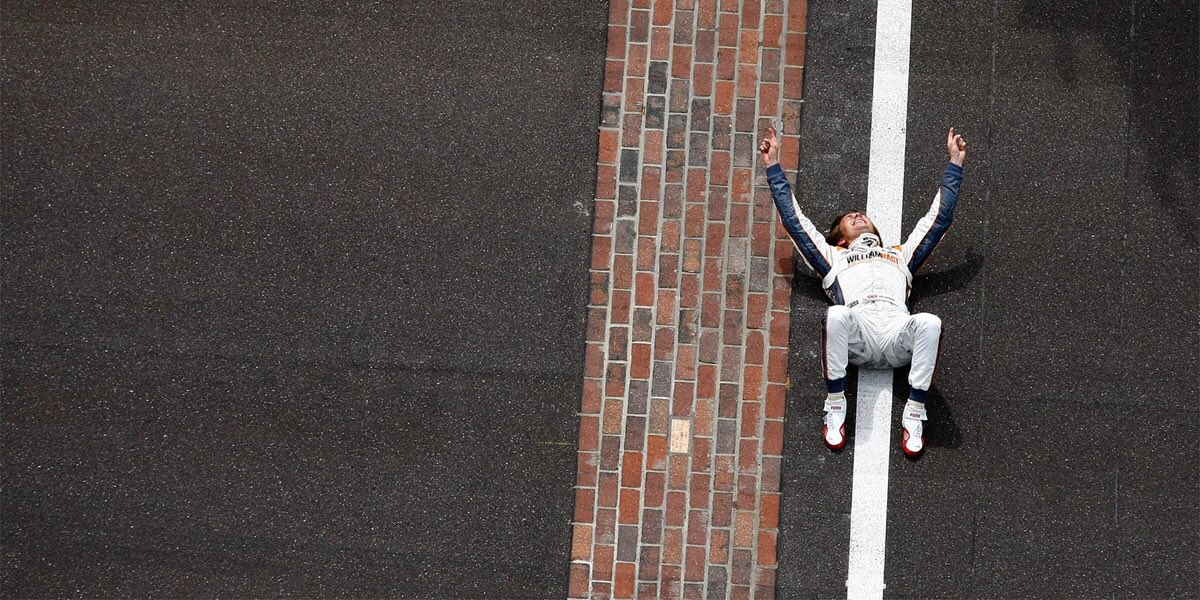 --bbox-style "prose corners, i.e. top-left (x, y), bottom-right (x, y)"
top-left (901, 399), bottom-right (927, 457)
top-left (823, 393), bottom-right (847, 450)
